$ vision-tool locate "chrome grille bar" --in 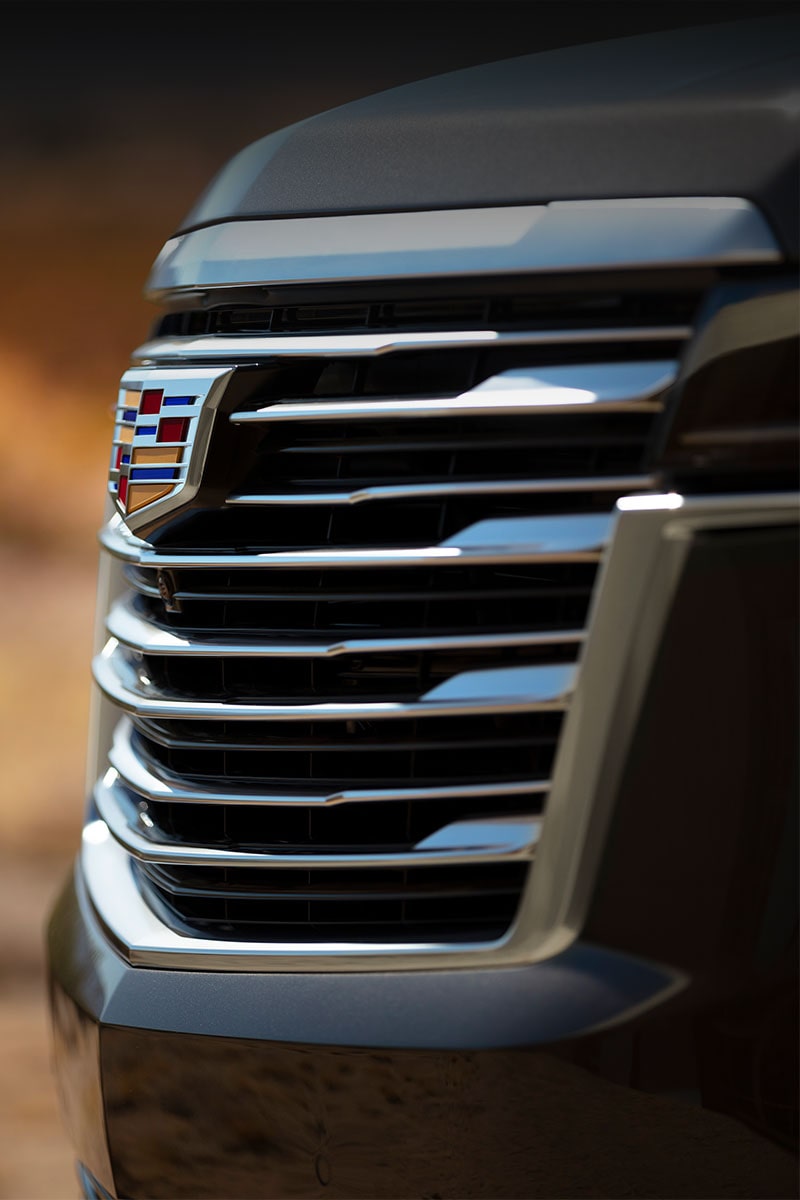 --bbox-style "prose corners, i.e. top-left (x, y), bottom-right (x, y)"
top-left (230, 361), bottom-right (675, 424)
top-left (110, 719), bottom-right (550, 807)
top-left (107, 597), bottom-right (585, 657)
top-left (135, 326), bottom-right (690, 364)
top-left (99, 511), bottom-right (614, 569)
top-left (96, 778), bottom-right (542, 868)
top-left (94, 645), bottom-right (576, 720)
top-left (227, 474), bottom-right (658, 507)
